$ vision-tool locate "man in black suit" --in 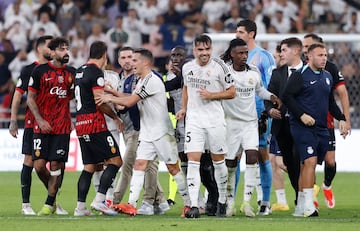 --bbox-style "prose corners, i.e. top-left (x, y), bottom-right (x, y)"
top-left (265, 37), bottom-right (304, 212)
